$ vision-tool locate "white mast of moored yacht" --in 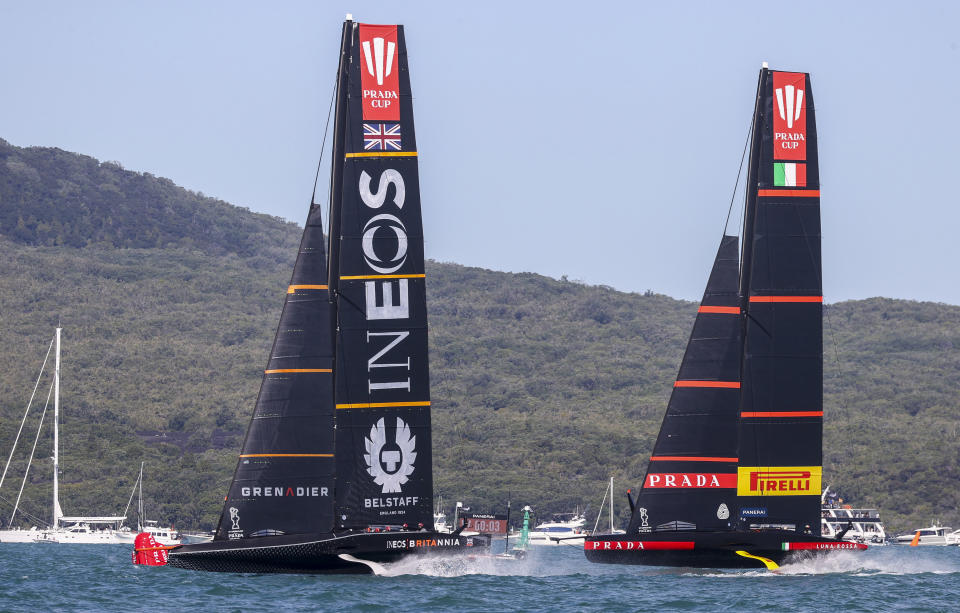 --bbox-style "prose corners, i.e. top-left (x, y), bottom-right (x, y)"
top-left (609, 477), bottom-right (614, 532)
top-left (52, 326), bottom-right (62, 528)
